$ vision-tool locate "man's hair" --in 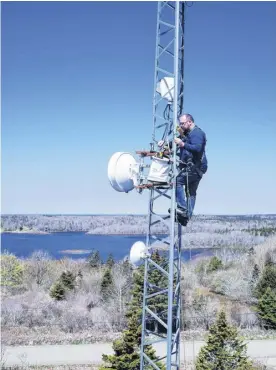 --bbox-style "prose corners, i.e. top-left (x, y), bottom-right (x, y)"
top-left (179, 113), bottom-right (194, 122)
